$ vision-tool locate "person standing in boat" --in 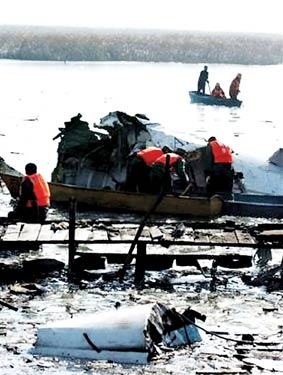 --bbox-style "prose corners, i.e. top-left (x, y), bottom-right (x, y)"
top-left (229, 73), bottom-right (242, 99)
top-left (201, 137), bottom-right (234, 199)
top-left (197, 65), bottom-right (209, 95)
top-left (212, 83), bottom-right (226, 98)
top-left (9, 163), bottom-right (50, 223)
top-left (149, 152), bottom-right (189, 194)
top-left (125, 146), bottom-right (171, 193)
